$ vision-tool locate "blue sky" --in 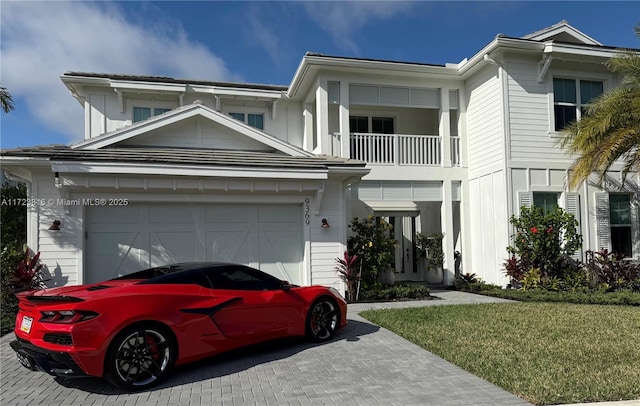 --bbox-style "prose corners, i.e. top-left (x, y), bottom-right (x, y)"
top-left (1, 1), bottom-right (639, 148)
